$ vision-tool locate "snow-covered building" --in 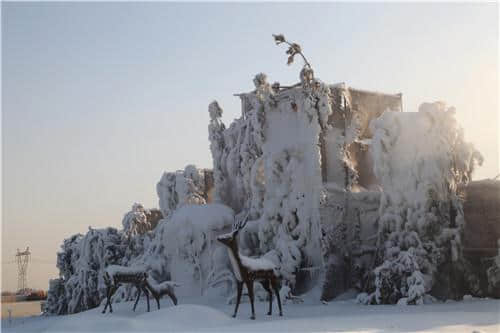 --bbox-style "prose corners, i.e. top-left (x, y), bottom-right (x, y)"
top-left (207, 73), bottom-right (487, 304)
top-left (208, 78), bottom-right (403, 292)
top-left (46, 71), bottom-right (497, 315)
